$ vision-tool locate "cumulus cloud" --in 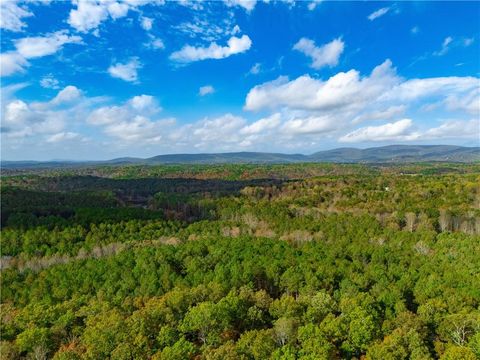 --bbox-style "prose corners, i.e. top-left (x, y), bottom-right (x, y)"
top-left (151, 38), bottom-right (165, 49)
top-left (245, 59), bottom-right (399, 112)
top-left (86, 95), bottom-right (173, 144)
top-left (67, 0), bottom-right (152, 32)
top-left (224, 0), bottom-right (257, 12)
top-left (140, 16), bottom-right (153, 31)
top-left (2, 95), bottom-right (69, 140)
top-left (199, 85), bottom-right (215, 96)
top-left (51, 86), bottom-right (82, 105)
top-left (103, 115), bottom-right (167, 143)
top-left (240, 113), bottom-right (281, 135)
top-left (68, 0), bottom-right (109, 32)
top-left (40, 75), bottom-right (61, 89)
top-left (108, 58), bottom-right (141, 82)
top-left (67, 0), bottom-right (165, 33)
top-left (382, 76), bottom-right (479, 102)
top-left (341, 118), bottom-right (479, 144)
top-left (242, 60), bottom-right (478, 145)
top-left (339, 119), bottom-right (419, 143)
top-left (0, 1), bottom-right (33, 32)
top-left (128, 95), bottom-right (161, 113)
top-left (0, 52), bottom-right (29, 77)
top-left (368, 7), bottom-right (390, 21)
top-left (245, 59), bottom-right (479, 121)
top-left (87, 106), bottom-right (130, 126)
top-left (4, 84), bottom-right (479, 156)
top-left (0, 85), bottom-right (106, 146)
top-left (281, 115), bottom-right (337, 135)
top-left (144, 34), bottom-right (165, 50)
top-left (170, 35), bottom-right (252, 63)
top-left (1, 31), bottom-right (82, 77)
top-left (192, 114), bottom-right (245, 143)
top-left (293, 37), bottom-right (344, 69)
top-left (15, 30), bottom-right (82, 59)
